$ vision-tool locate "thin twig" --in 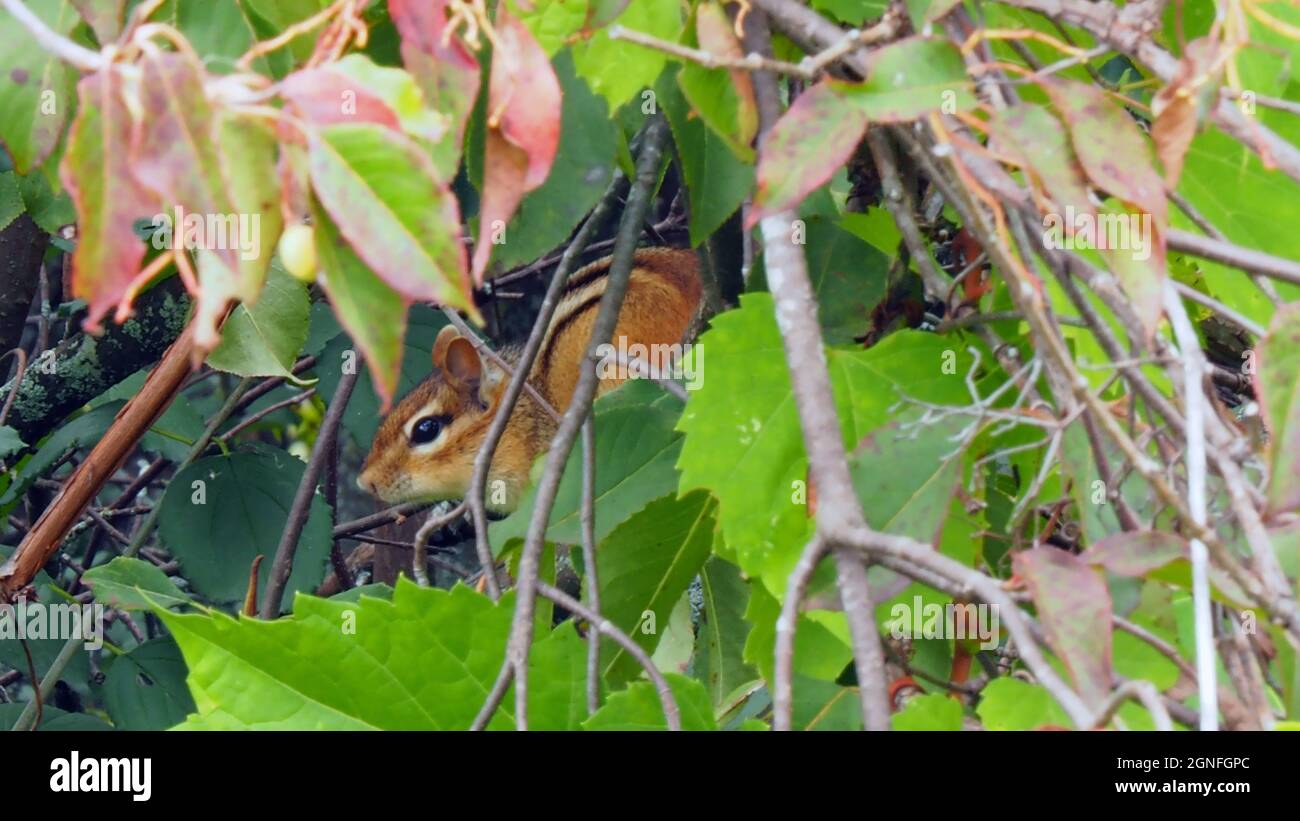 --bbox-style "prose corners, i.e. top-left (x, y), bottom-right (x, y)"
top-left (466, 173), bottom-right (629, 604)
top-left (411, 502), bottom-right (467, 587)
top-left (490, 115), bottom-right (671, 732)
top-left (1161, 282), bottom-right (1218, 731)
top-left (260, 364), bottom-right (360, 617)
top-left (537, 582), bottom-right (681, 730)
top-left (580, 419), bottom-right (600, 716)
top-left (773, 535), bottom-right (828, 730)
